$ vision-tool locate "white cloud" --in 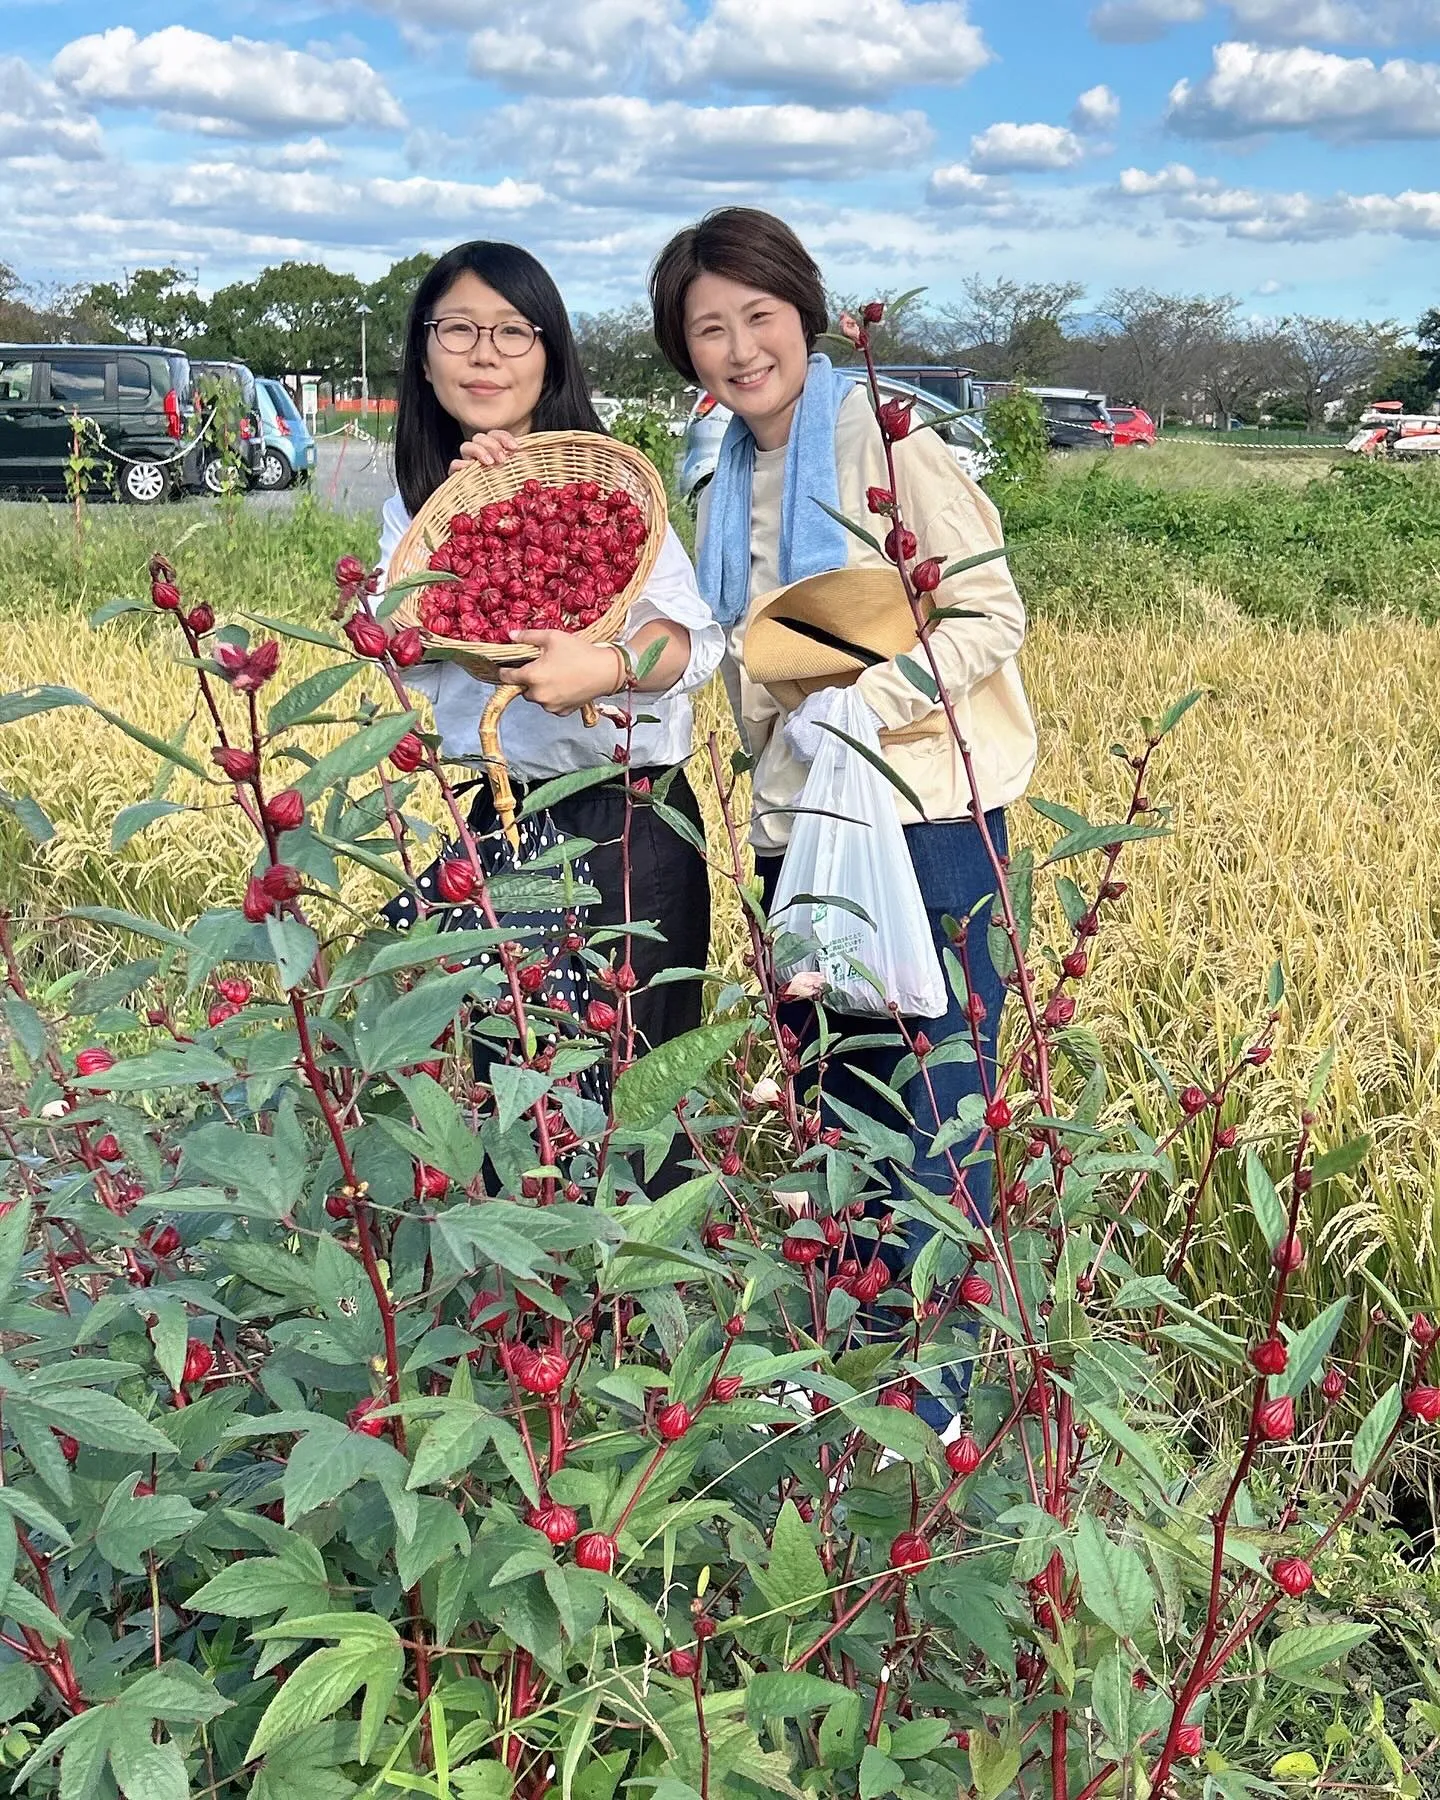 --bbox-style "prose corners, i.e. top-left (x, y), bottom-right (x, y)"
top-left (925, 161), bottom-right (1046, 224)
top-left (466, 0), bottom-right (682, 96)
top-left (50, 26), bottom-right (406, 138)
top-left (1090, 0), bottom-right (1206, 43)
top-left (1072, 84), bottom-right (1121, 132)
top-left (168, 163), bottom-right (544, 231)
top-left (678, 0), bottom-right (991, 99)
top-left (969, 121), bottom-right (1085, 171)
top-left (1117, 159), bottom-right (1440, 238)
top-left (1228, 0), bottom-right (1440, 43)
top-left (1168, 40), bottom-right (1440, 138)
top-left (505, 95), bottom-right (932, 206)
top-left (0, 54), bottom-right (102, 160)
top-left (255, 137), bottom-right (343, 169)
